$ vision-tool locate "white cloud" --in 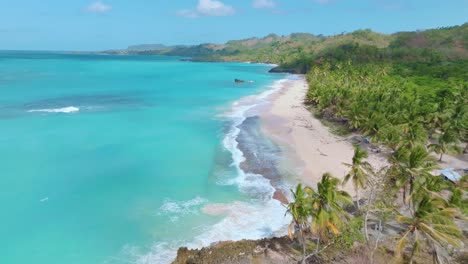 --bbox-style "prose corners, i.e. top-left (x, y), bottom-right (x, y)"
top-left (253, 0), bottom-right (276, 9)
top-left (87, 1), bottom-right (112, 13)
top-left (177, 0), bottom-right (235, 18)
